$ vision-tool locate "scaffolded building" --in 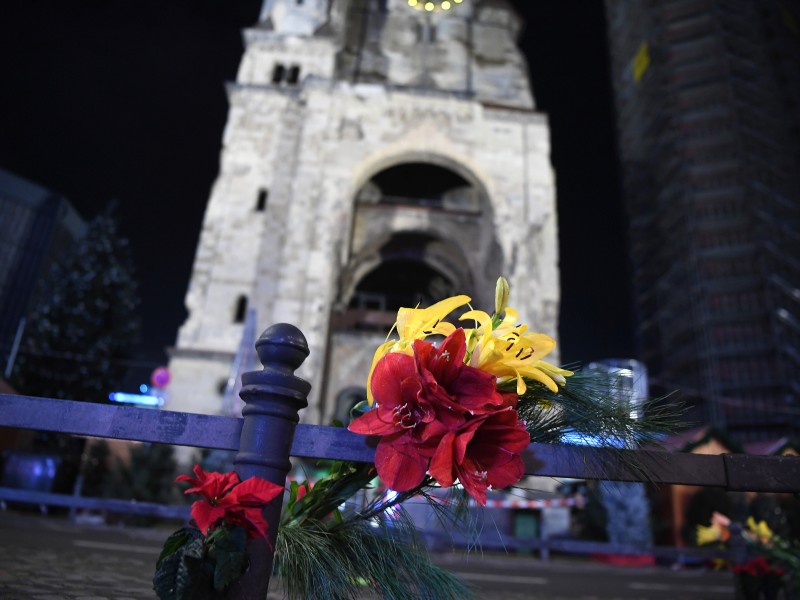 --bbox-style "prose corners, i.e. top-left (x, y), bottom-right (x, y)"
top-left (605, 0), bottom-right (800, 440)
